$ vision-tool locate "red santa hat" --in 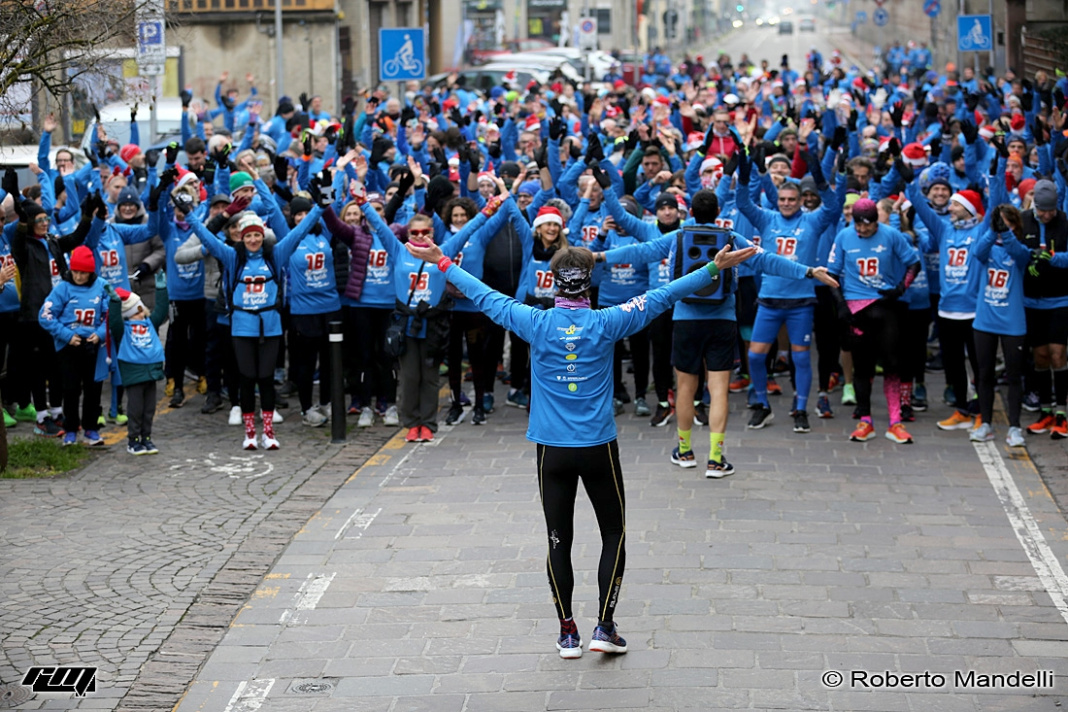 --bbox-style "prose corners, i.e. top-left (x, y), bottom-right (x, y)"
top-left (175, 167), bottom-right (198, 190)
top-left (684, 132), bottom-right (706, 151)
top-left (978, 124), bottom-right (997, 140)
top-left (115, 288), bottom-right (145, 318)
top-left (477, 170), bottom-right (496, 185)
top-left (1010, 113), bottom-right (1026, 133)
top-left (604, 105), bottom-right (622, 118)
top-left (902, 142), bottom-right (928, 167)
top-left (700, 157), bottom-right (723, 175)
top-left (503, 70), bottom-right (517, 85)
top-left (532, 206), bottom-right (563, 229)
top-left (950, 189), bottom-right (985, 217)
top-left (523, 114), bottom-right (541, 132)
